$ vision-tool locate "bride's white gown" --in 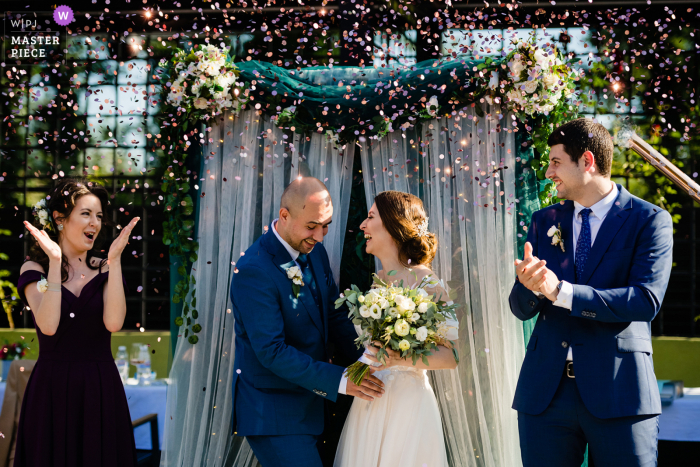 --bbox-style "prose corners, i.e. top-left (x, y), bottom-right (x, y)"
top-left (334, 287), bottom-right (458, 467)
